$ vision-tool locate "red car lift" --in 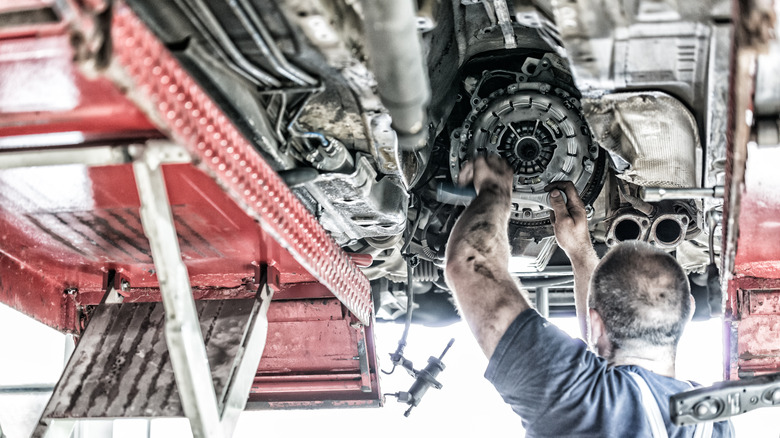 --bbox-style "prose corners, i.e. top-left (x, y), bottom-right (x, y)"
top-left (0, 2), bottom-right (380, 437)
top-left (721, 1), bottom-right (780, 381)
top-left (670, 5), bottom-right (780, 423)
